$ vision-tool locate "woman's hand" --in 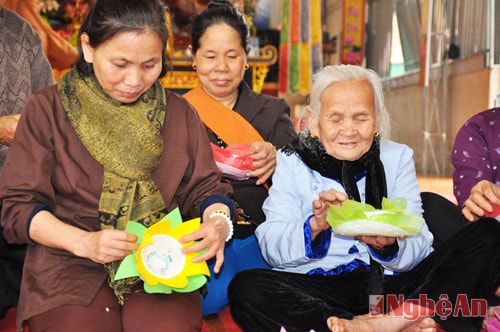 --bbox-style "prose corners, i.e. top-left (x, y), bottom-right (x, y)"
top-left (462, 180), bottom-right (500, 222)
top-left (179, 203), bottom-right (231, 273)
top-left (310, 189), bottom-right (348, 239)
top-left (247, 141), bottom-right (276, 185)
top-left (356, 235), bottom-right (397, 250)
top-left (77, 229), bottom-right (139, 264)
top-left (30, 210), bottom-right (138, 264)
top-left (0, 114), bottom-right (20, 145)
